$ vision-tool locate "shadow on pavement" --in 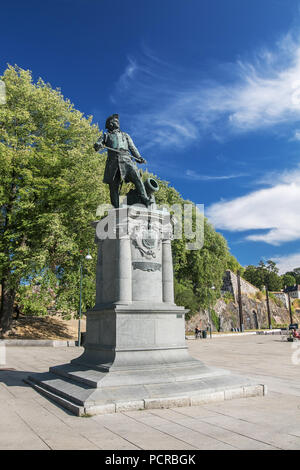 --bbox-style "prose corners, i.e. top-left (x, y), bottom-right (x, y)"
top-left (0, 369), bottom-right (33, 387)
